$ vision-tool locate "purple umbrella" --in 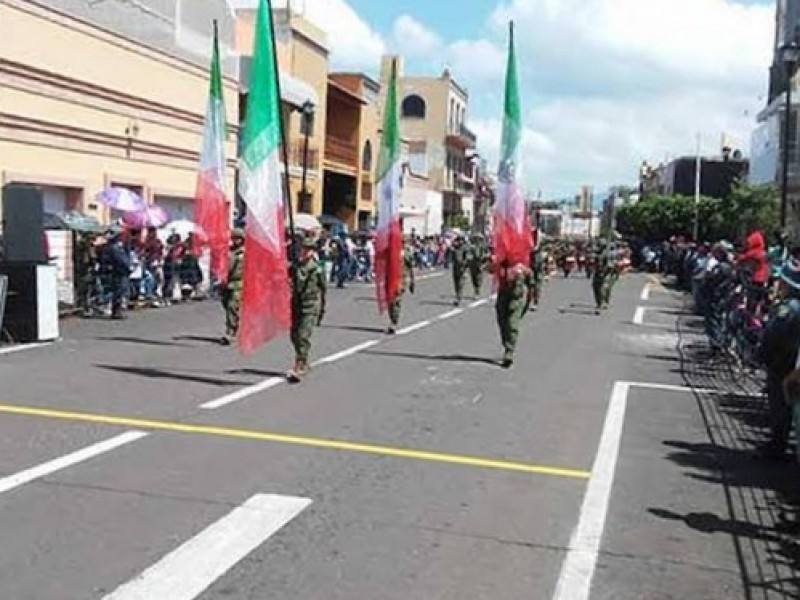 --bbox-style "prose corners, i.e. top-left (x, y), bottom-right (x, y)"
top-left (95, 187), bottom-right (146, 212)
top-left (121, 205), bottom-right (170, 229)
